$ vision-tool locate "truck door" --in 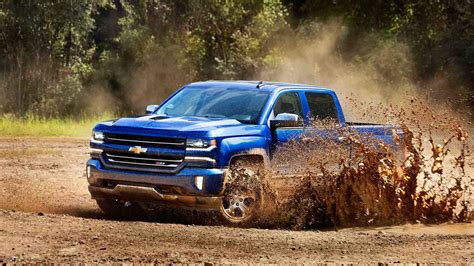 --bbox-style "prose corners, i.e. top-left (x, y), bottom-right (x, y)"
top-left (301, 91), bottom-right (350, 170)
top-left (267, 91), bottom-right (307, 178)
